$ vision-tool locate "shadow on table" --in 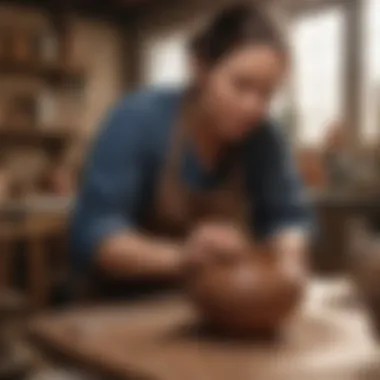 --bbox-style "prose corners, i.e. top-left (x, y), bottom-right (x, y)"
top-left (163, 321), bottom-right (287, 347)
